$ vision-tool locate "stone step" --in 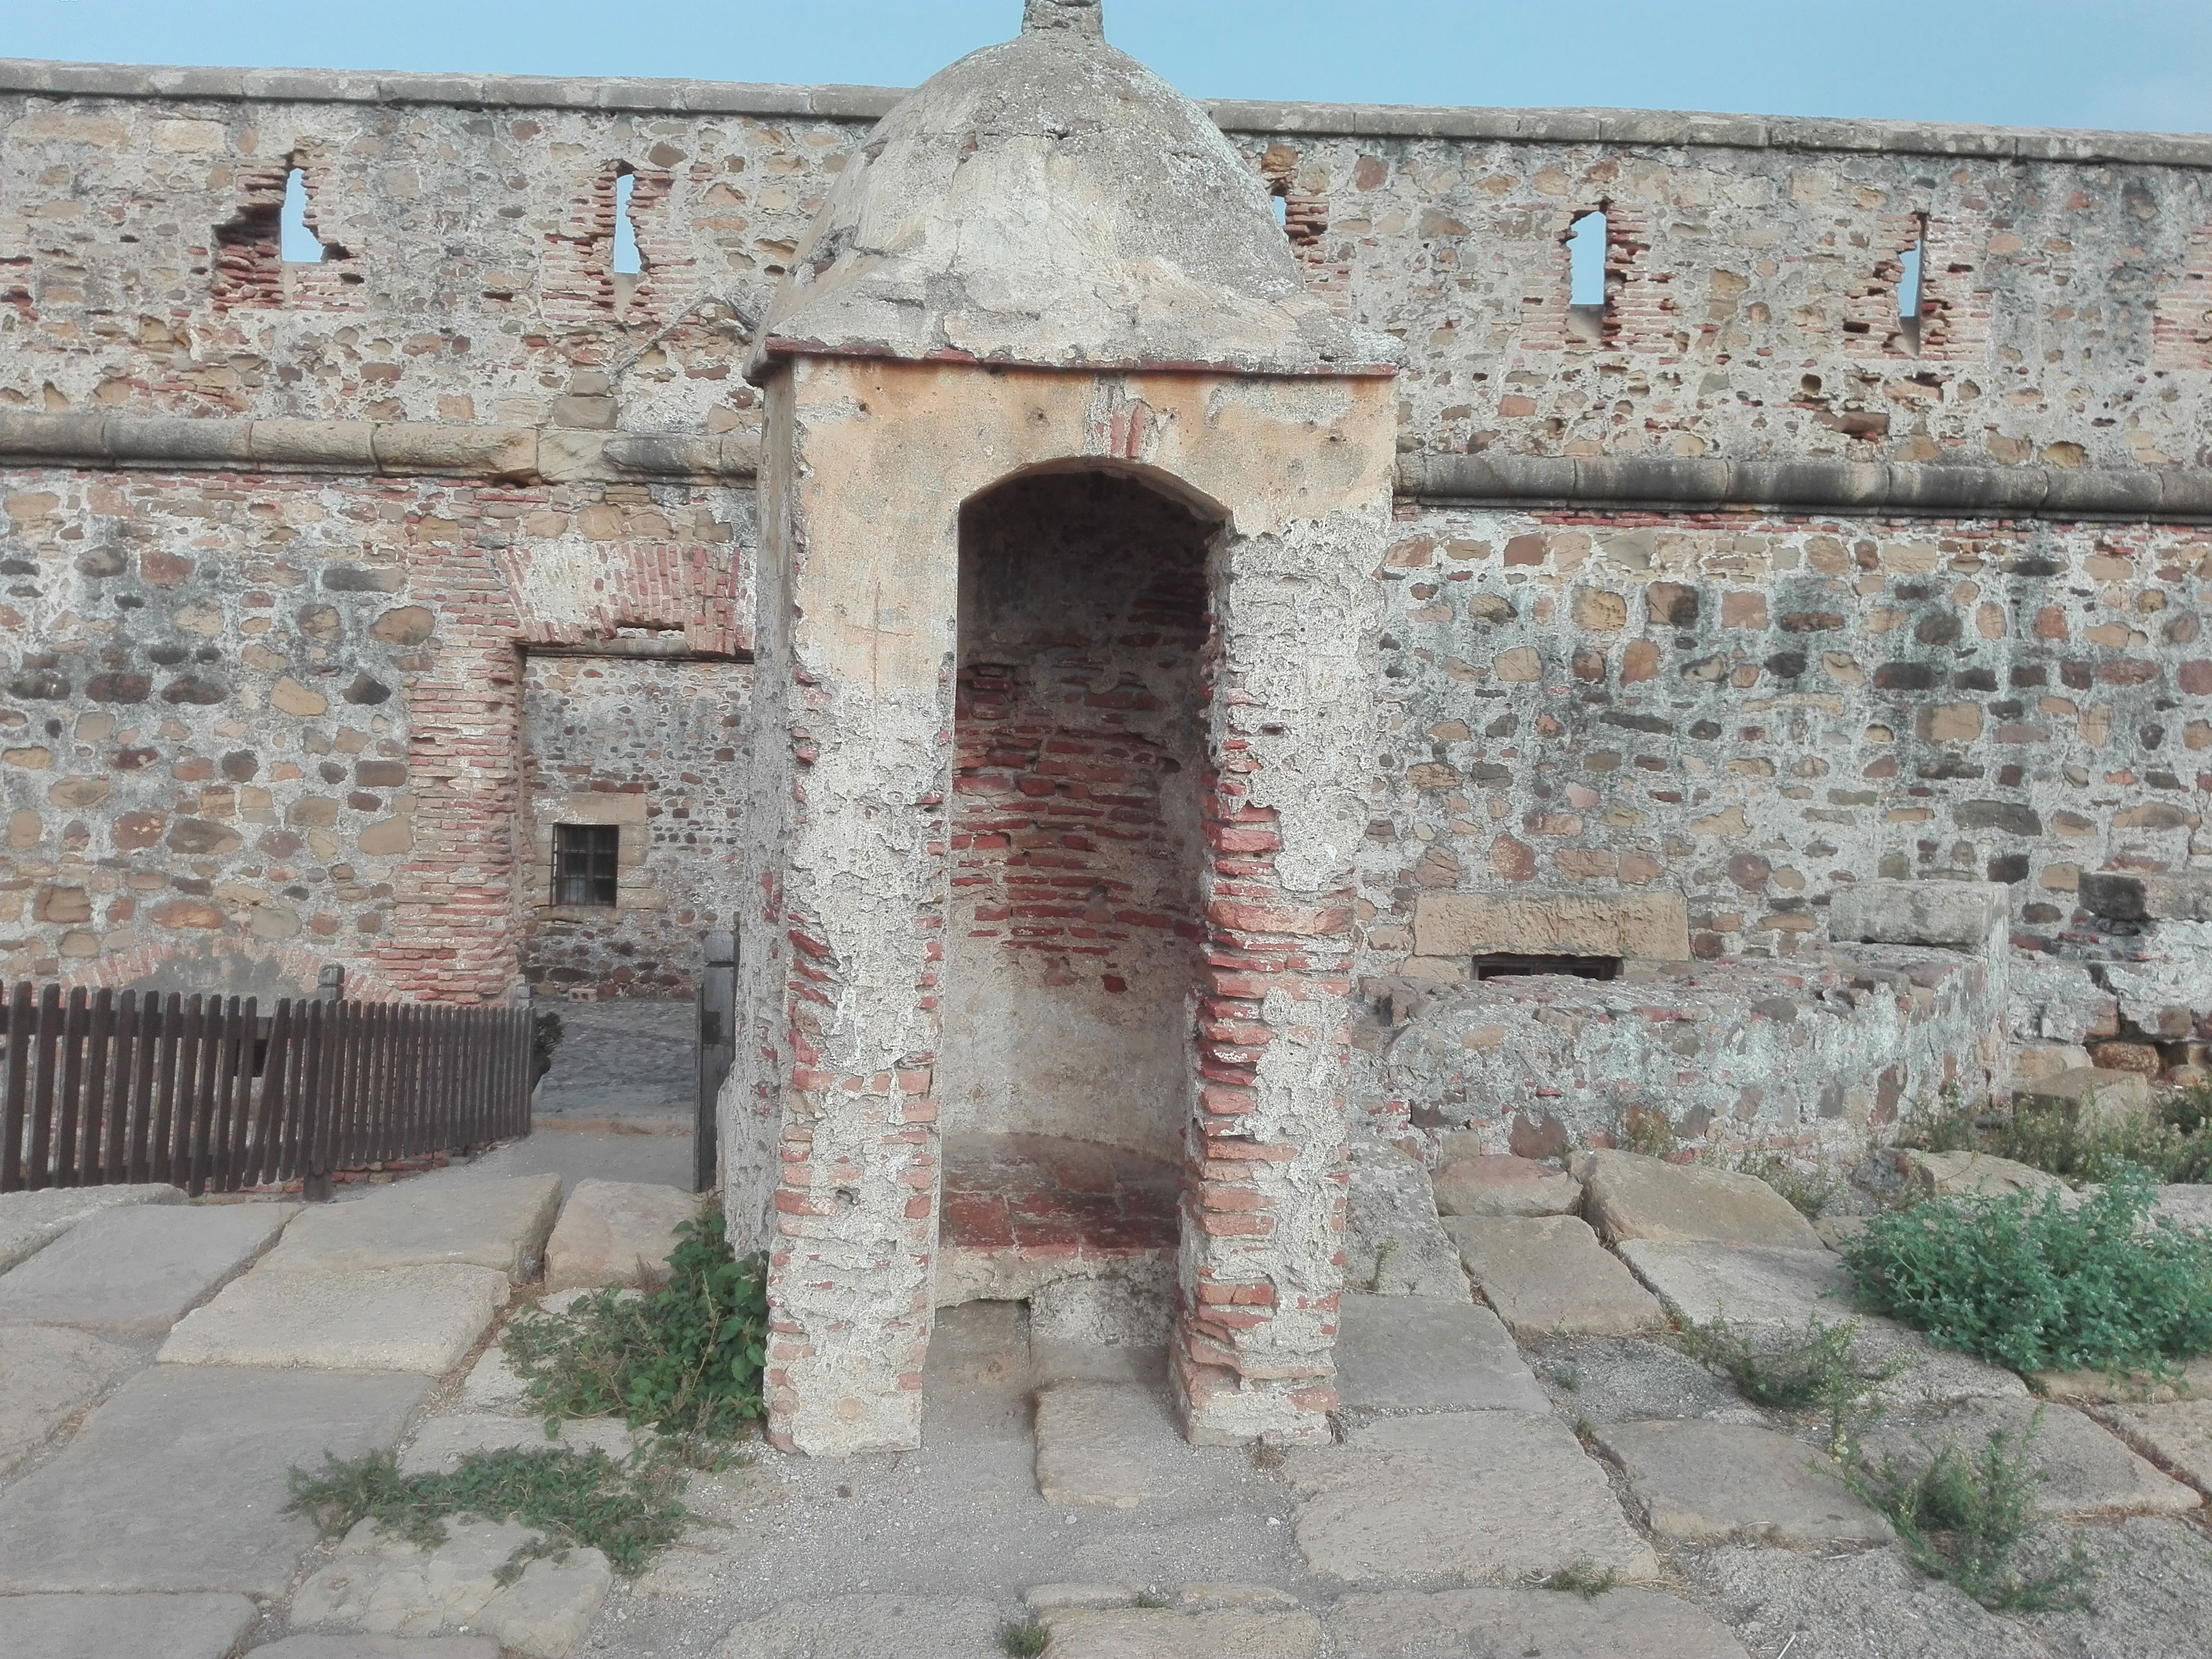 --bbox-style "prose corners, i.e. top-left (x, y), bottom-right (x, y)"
top-left (159, 1263), bottom-right (509, 1375)
top-left (260, 1175), bottom-right (561, 1283)
top-left (1444, 1214), bottom-right (1665, 1340)
top-left (1332, 1293), bottom-right (1548, 1415)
